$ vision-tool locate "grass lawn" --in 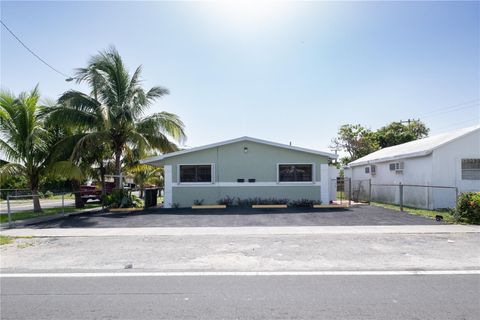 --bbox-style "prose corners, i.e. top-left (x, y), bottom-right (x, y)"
top-left (371, 202), bottom-right (455, 223)
top-left (0, 203), bottom-right (102, 224)
top-left (0, 235), bottom-right (13, 245)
